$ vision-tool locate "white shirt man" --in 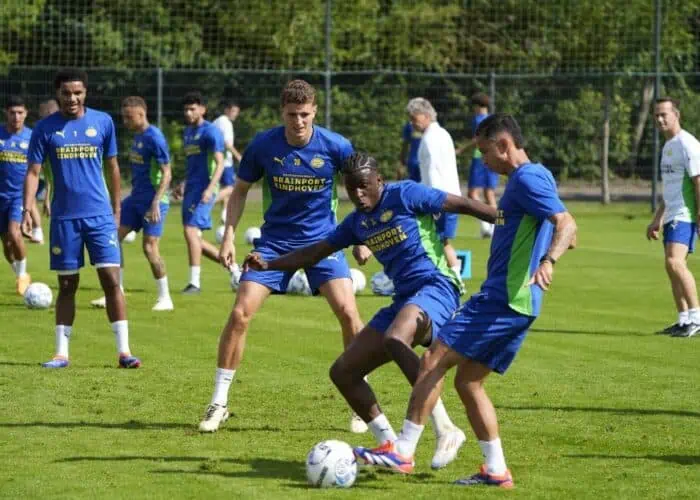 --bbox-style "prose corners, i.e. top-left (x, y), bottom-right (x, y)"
top-left (418, 122), bottom-right (461, 196)
top-left (212, 114), bottom-right (235, 169)
top-left (660, 129), bottom-right (700, 224)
